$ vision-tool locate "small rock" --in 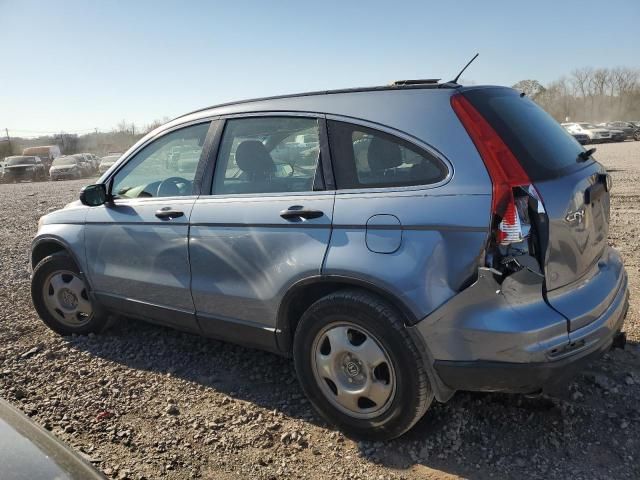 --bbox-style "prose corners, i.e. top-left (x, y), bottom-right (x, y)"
top-left (14, 388), bottom-right (28, 400)
top-left (165, 404), bottom-right (179, 416)
top-left (20, 347), bottom-right (40, 359)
